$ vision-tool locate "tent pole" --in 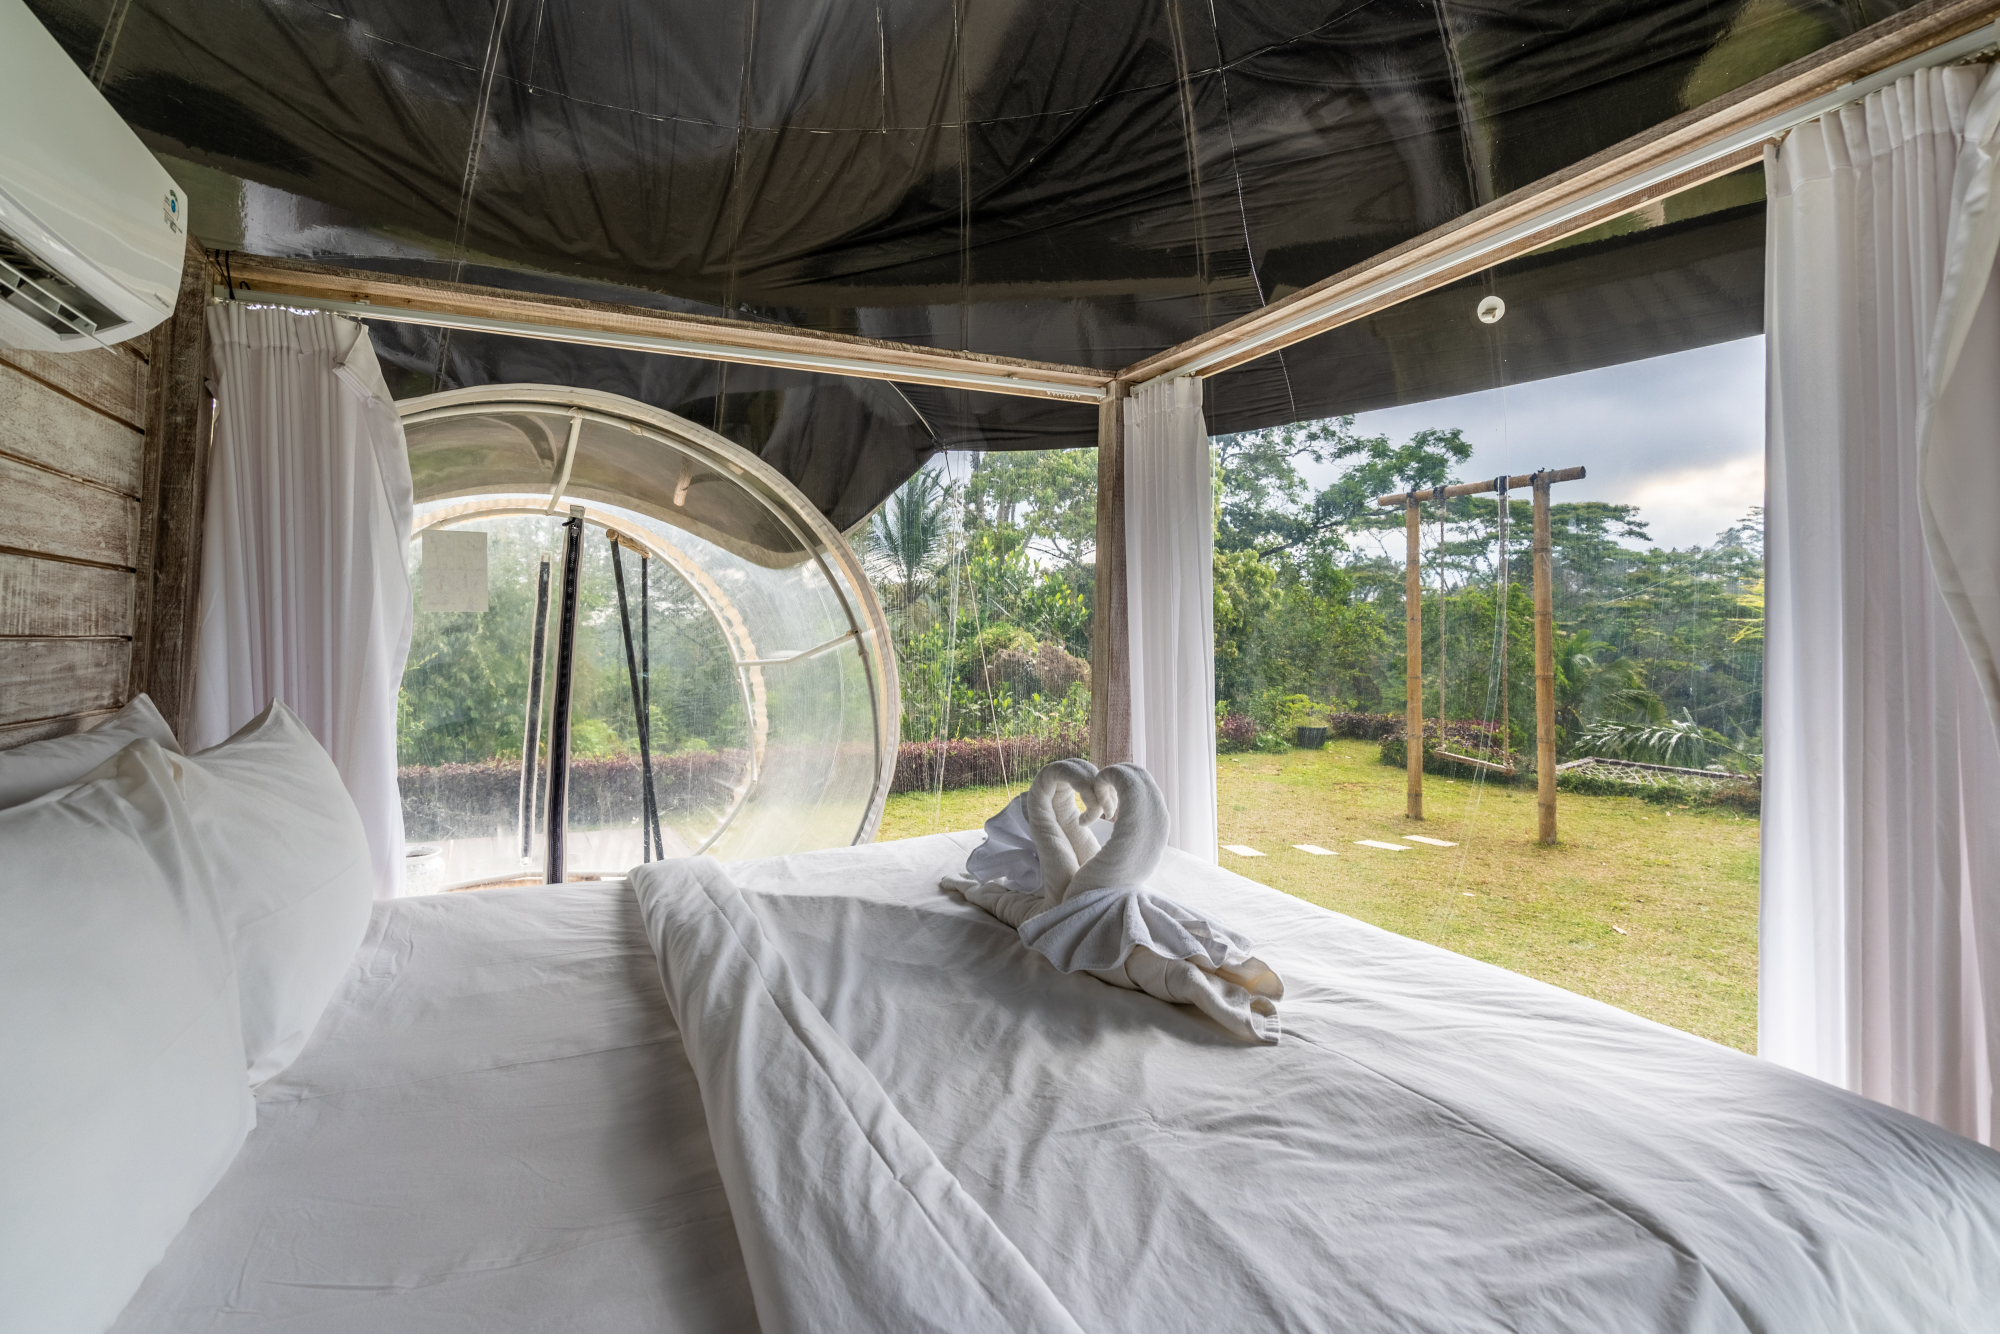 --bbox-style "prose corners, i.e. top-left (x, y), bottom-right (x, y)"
top-left (642, 554), bottom-right (659, 860)
top-left (544, 510), bottom-right (585, 886)
top-left (610, 535), bottom-right (663, 862)
top-left (1406, 495), bottom-right (1423, 820)
top-left (1533, 473), bottom-right (1558, 845)
top-left (518, 551), bottom-right (552, 862)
